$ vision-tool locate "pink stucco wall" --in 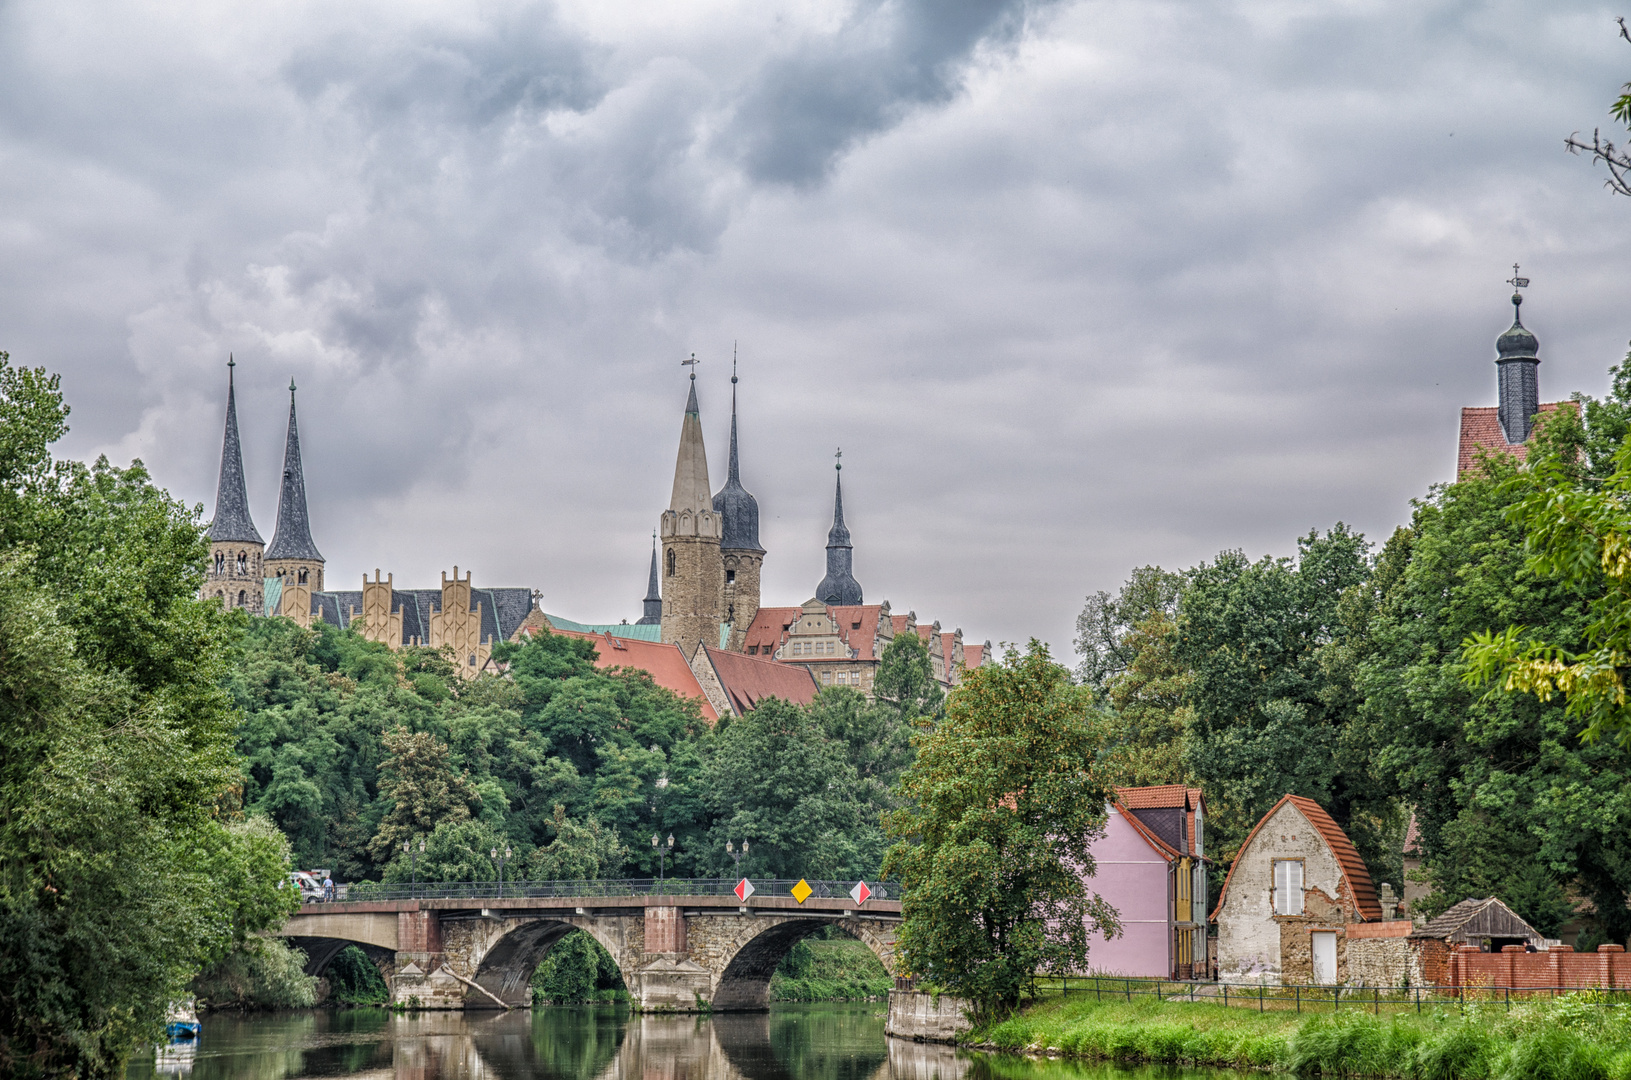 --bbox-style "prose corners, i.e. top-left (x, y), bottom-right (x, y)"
top-left (1082, 806), bottom-right (1172, 977)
